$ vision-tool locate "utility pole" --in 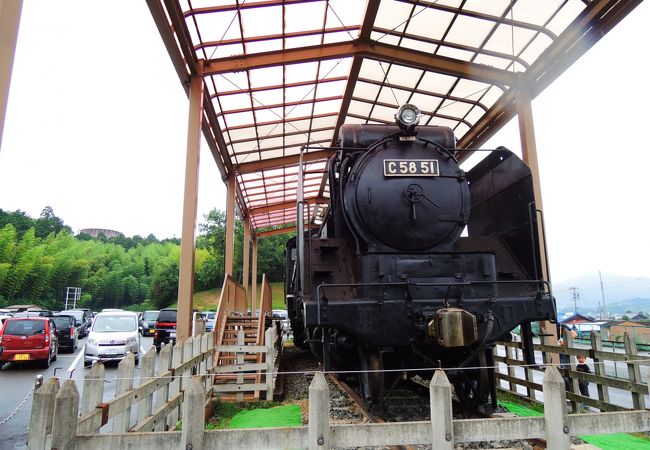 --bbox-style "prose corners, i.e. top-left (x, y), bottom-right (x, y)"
top-left (569, 287), bottom-right (580, 313)
top-left (599, 271), bottom-right (607, 319)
